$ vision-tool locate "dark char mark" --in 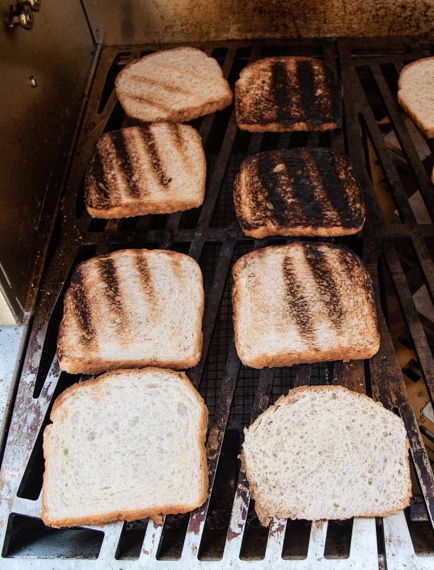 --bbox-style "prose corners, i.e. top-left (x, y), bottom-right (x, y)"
top-left (70, 267), bottom-right (95, 343)
top-left (88, 148), bottom-right (110, 205)
top-left (270, 61), bottom-right (293, 124)
top-left (256, 151), bottom-right (290, 226)
top-left (327, 151), bottom-right (363, 229)
top-left (282, 254), bottom-right (316, 340)
top-left (98, 257), bottom-right (124, 316)
top-left (284, 149), bottom-right (324, 222)
top-left (303, 244), bottom-right (344, 327)
top-left (110, 130), bottom-right (141, 199)
top-left (135, 254), bottom-right (155, 301)
top-left (295, 59), bottom-right (340, 126)
top-left (140, 125), bottom-right (173, 188)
